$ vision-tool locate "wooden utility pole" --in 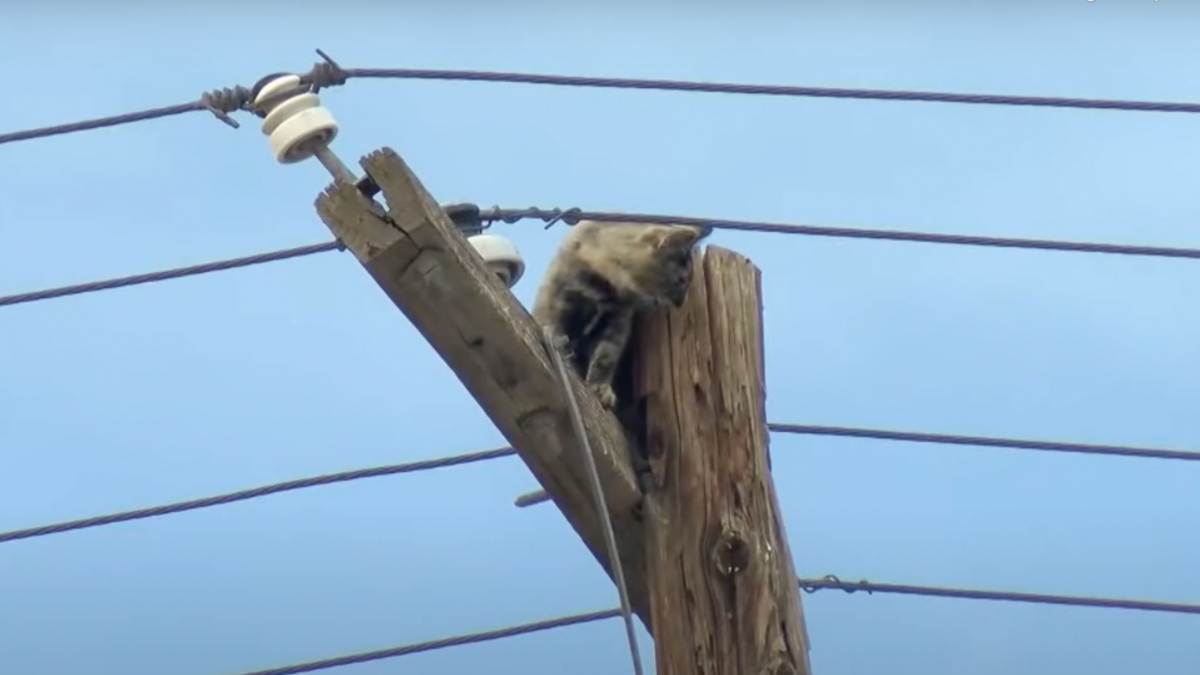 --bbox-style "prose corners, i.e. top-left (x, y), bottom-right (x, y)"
top-left (312, 148), bottom-right (653, 631)
top-left (312, 146), bottom-right (811, 672)
top-left (630, 246), bottom-right (812, 674)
